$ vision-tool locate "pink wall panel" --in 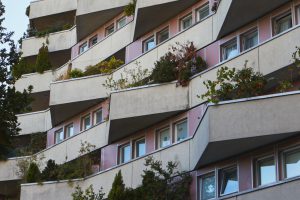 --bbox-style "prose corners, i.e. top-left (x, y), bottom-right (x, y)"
top-left (101, 144), bottom-right (117, 170)
top-left (238, 156), bottom-right (253, 191)
top-left (188, 104), bottom-right (207, 137)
